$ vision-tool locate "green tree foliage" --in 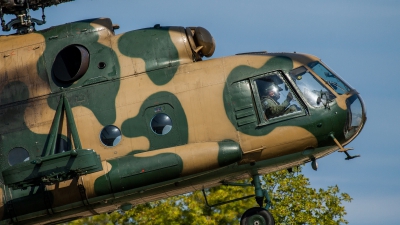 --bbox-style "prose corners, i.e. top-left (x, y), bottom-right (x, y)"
top-left (68, 167), bottom-right (352, 225)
